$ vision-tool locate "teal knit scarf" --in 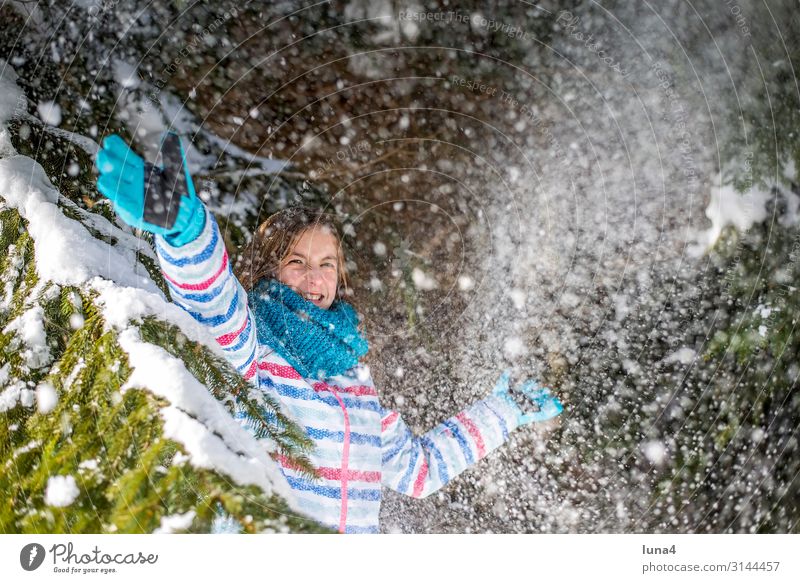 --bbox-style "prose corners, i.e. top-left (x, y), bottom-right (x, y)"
top-left (248, 278), bottom-right (369, 380)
